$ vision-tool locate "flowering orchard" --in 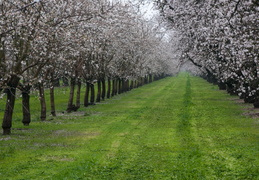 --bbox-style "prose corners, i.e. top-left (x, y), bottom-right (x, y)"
top-left (156, 0), bottom-right (259, 106)
top-left (0, 0), bottom-right (177, 135)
